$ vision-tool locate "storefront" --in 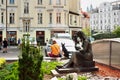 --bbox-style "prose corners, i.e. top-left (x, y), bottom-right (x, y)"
top-left (7, 31), bottom-right (17, 45)
top-left (36, 31), bottom-right (45, 46)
